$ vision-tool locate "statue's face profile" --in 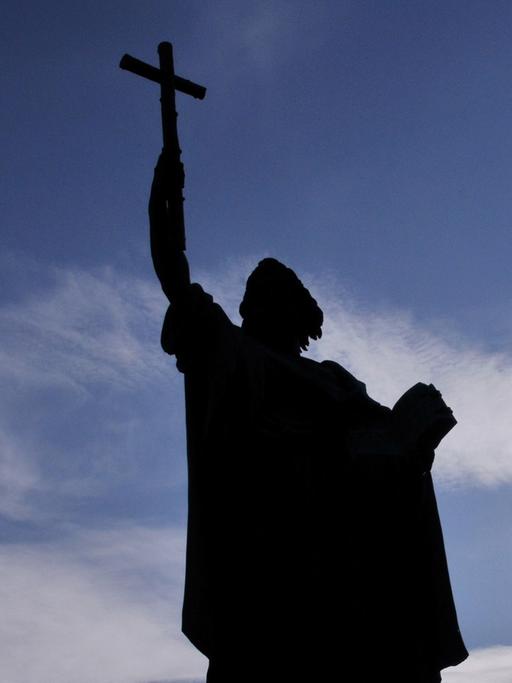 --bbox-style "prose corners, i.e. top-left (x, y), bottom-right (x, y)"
top-left (239, 258), bottom-right (323, 356)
